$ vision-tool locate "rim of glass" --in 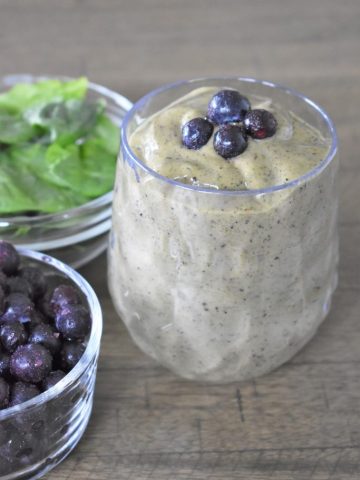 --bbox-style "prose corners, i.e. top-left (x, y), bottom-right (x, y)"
top-left (0, 247), bottom-right (103, 420)
top-left (121, 76), bottom-right (338, 196)
top-left (0, 74), bottom-right (132, 224)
